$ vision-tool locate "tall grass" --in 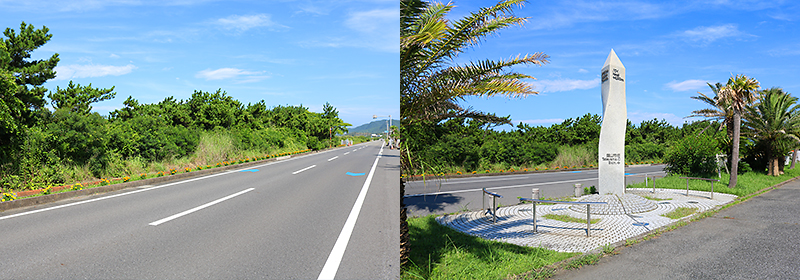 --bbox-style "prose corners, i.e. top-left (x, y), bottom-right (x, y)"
top-left (1, 130), bottom-right (315, 192)
top-left (550, 145), bottom-right (595, 168)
